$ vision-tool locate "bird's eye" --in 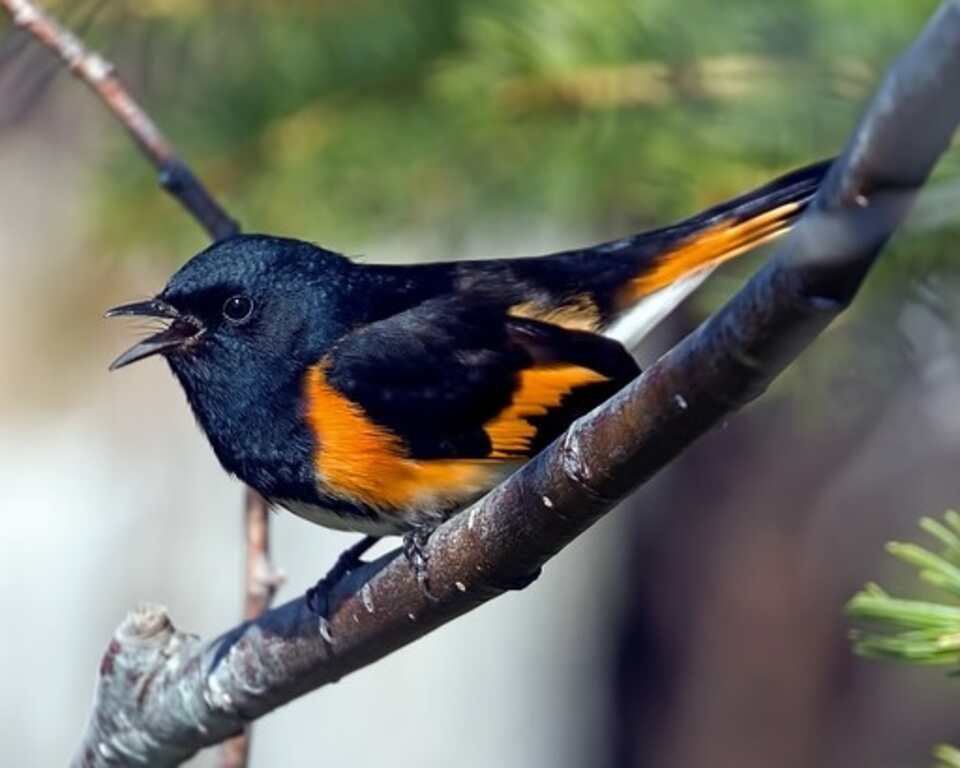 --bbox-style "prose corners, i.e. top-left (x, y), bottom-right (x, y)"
top-left (222, 295), bottom-right (253, 324)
